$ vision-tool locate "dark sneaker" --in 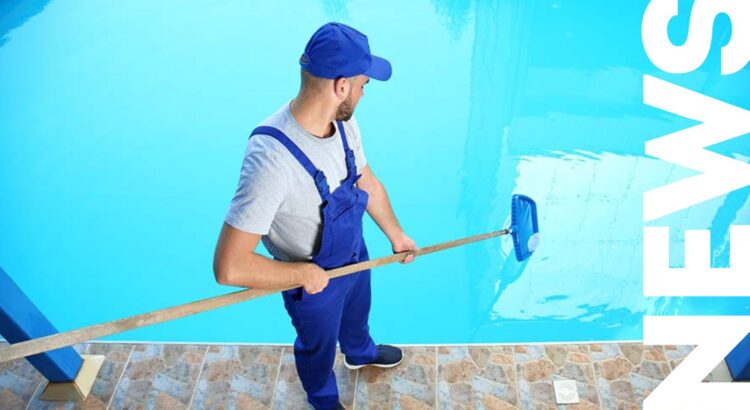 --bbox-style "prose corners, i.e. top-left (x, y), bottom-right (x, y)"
top-left (344, 344), bottom-right (403, 370)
